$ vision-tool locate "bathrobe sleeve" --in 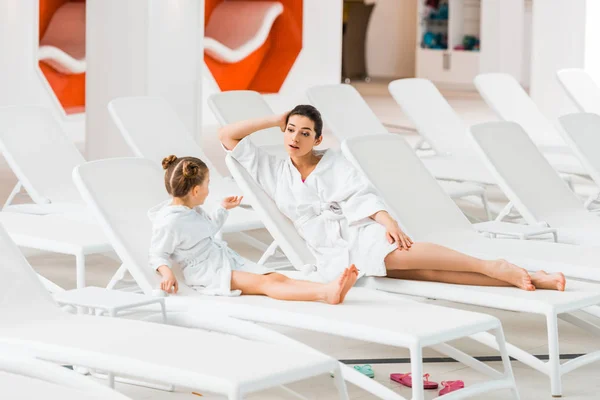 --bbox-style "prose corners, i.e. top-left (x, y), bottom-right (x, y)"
top-left (224, 137), bottom-right (281, 199)
top-left (338, 162), bottom-right (388, 224)
top-left (208, 206), bottom-right (229, 232)
top-left (149, 225), bottom-right (179, 271)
